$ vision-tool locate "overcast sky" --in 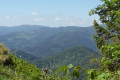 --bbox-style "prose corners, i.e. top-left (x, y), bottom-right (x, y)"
top-left (0, 0), bottom-right (102, 27)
